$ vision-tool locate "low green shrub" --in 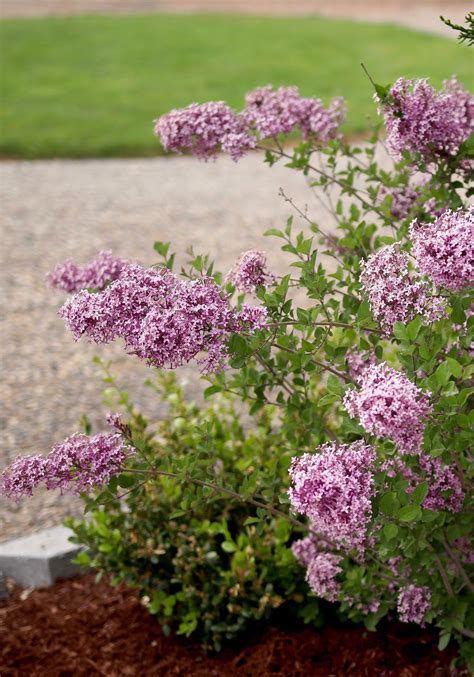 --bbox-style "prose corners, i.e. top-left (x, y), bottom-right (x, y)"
top-left (68, 371), bottom-right (321, 650)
